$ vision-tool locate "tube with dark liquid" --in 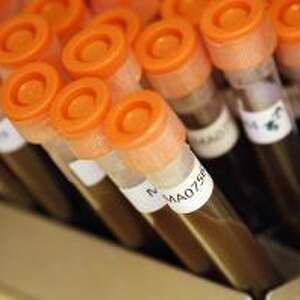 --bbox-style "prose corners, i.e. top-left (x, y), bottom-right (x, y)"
top-left (135, 18), bottom-right (271, 231)
top-left (51, 75), bottom-right (213, 273)
top-left (1, 62), bottom-right (154, 248)
top-left (105, 89), bottom-right (281, 295)
top-left (201, 0), bottom-right (300, 235)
